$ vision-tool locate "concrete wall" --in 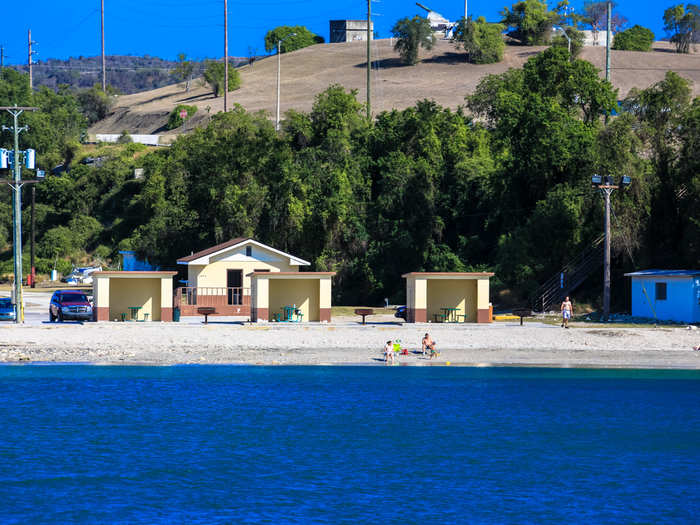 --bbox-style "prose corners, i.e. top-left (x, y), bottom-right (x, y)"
top-left (108, 278), bottom-right (161, 321)
top-left (426, 279), bottom-right (477, 322)
top-left (268, 279), bottom-right (320, 322)
top-left (631, 277), bottom-right (699, 323)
